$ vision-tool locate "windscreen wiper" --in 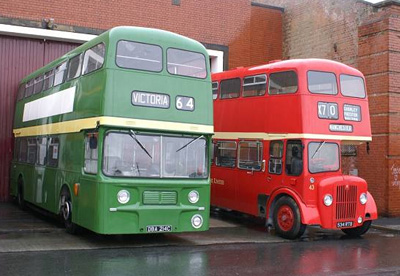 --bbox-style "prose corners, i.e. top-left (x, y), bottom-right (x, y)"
top-left (311, 141), bottom-right (326, 159)
top-left (176, 135), bottom-right (204, 153)
top-left (129, 130), bottom-right (152, 159)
